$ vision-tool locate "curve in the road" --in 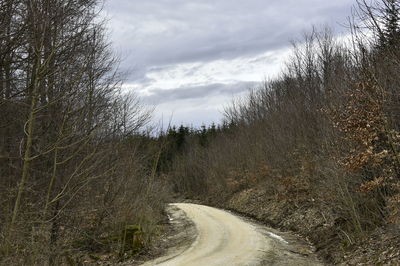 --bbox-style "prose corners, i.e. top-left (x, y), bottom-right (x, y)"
top-left (149, 203), bottom-right (270, 266)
